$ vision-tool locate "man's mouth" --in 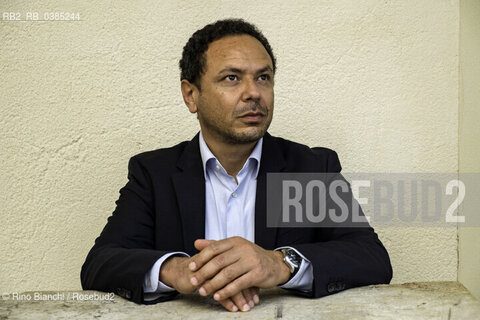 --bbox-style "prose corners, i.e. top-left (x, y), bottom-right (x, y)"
top-left (239, 112), bottom-right (265, 123)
